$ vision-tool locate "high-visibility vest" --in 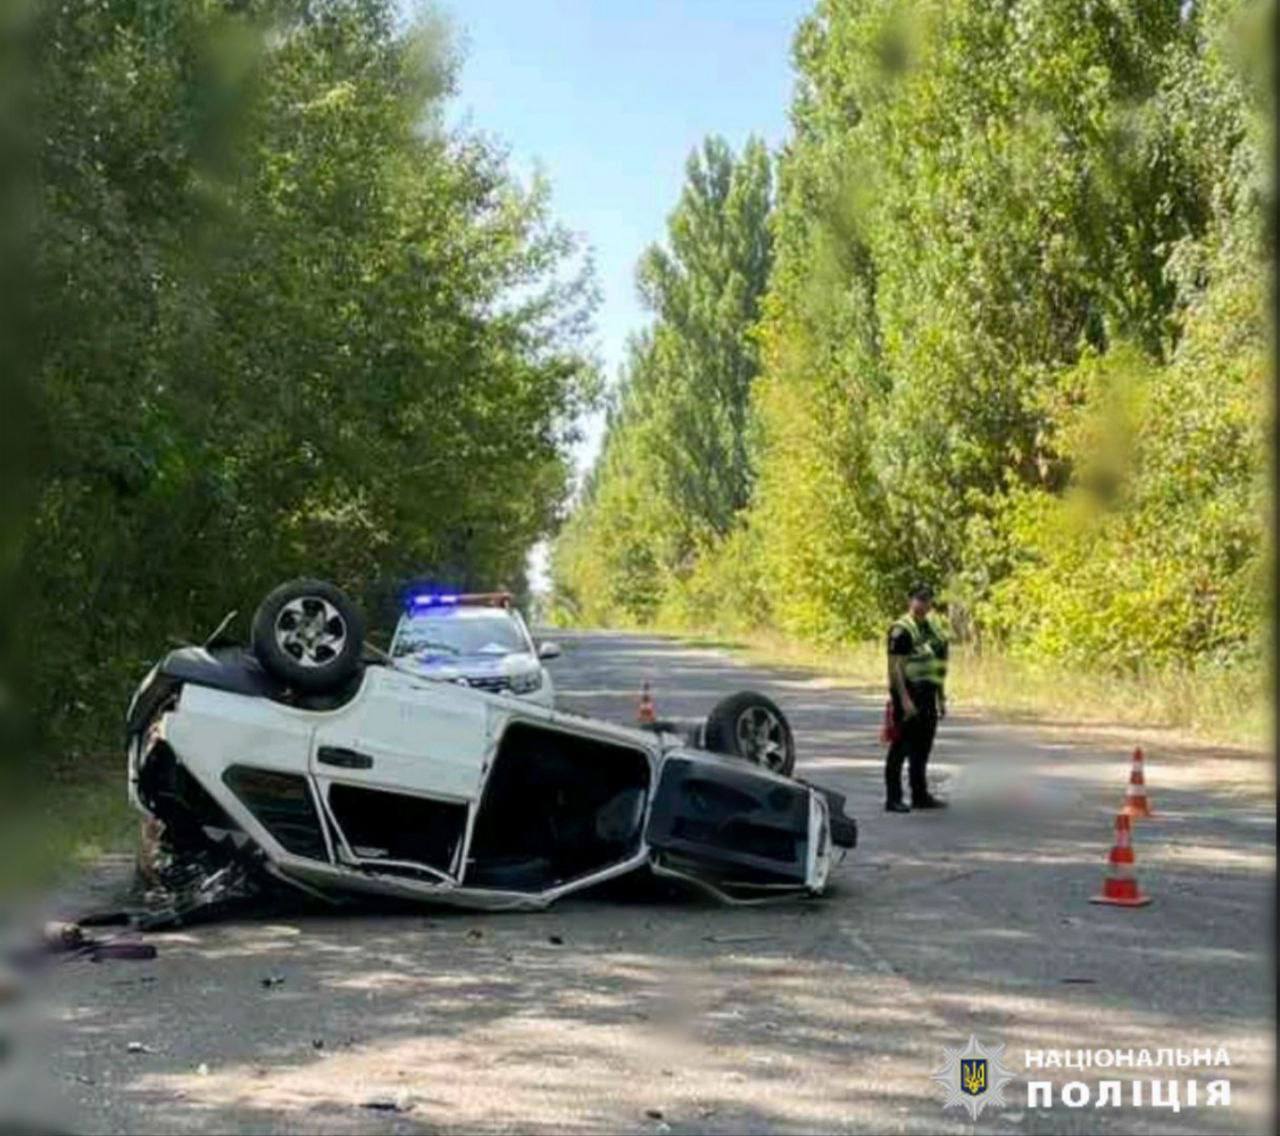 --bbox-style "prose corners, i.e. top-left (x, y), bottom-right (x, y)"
top-left (892, 614), bottom-right (949, 687)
